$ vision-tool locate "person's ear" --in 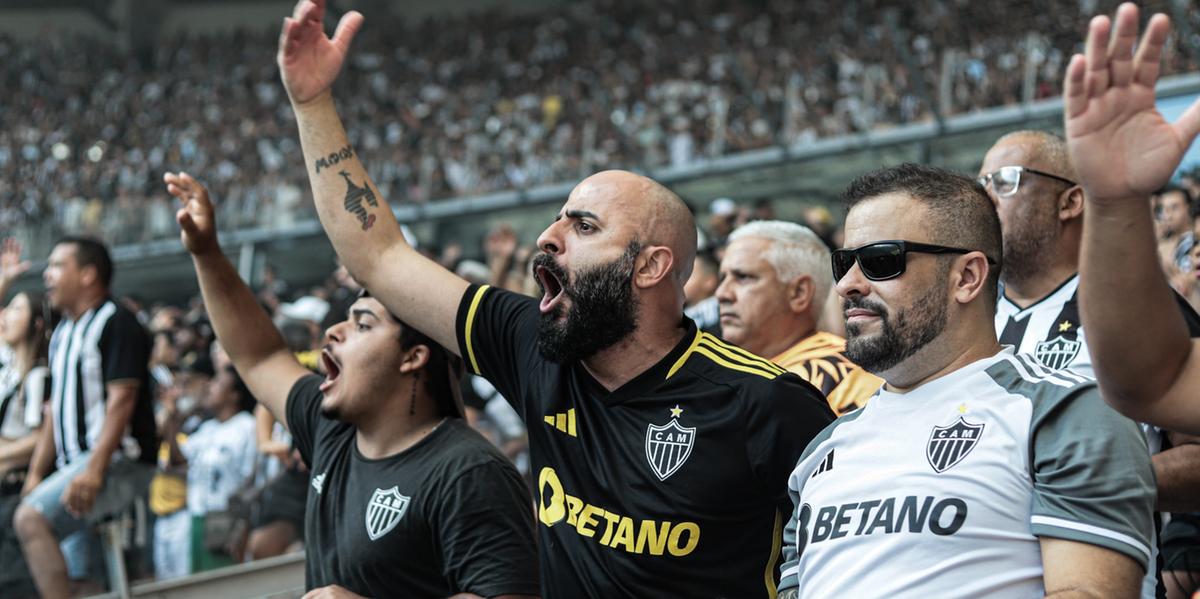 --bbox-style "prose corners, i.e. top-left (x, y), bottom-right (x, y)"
top-left (951, 252), bottom-right (991, 305)
top-left (786, 275), bottom-right (815, 315)
top-left (1059, 185), bottom-right (1085, 222)
top-left (634, 246), bottom-right (676, 289)
top-left (399, 344), bottom-right (431, 374)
